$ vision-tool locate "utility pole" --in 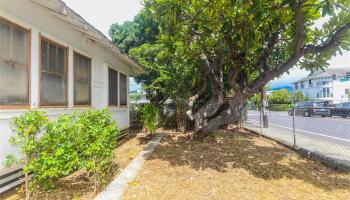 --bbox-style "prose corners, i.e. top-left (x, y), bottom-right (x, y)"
top-left (261, 88), bottom-right (268, 128)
